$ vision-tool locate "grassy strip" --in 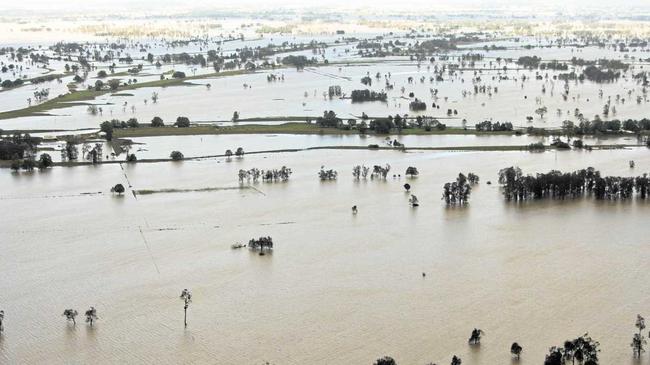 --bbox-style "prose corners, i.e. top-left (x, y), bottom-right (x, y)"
top-left (114, 122), bottom-right (518, 138)
top-left (134, 186), bottom-right (249, 195)
top-left (0, 143), bottom-right (637, 169)
top-left (0, 69), bottom-right (253, 120)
